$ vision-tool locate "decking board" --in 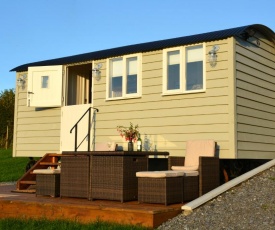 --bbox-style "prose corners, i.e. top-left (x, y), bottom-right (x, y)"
top-left (0, 184), bottom-right (182, 228)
